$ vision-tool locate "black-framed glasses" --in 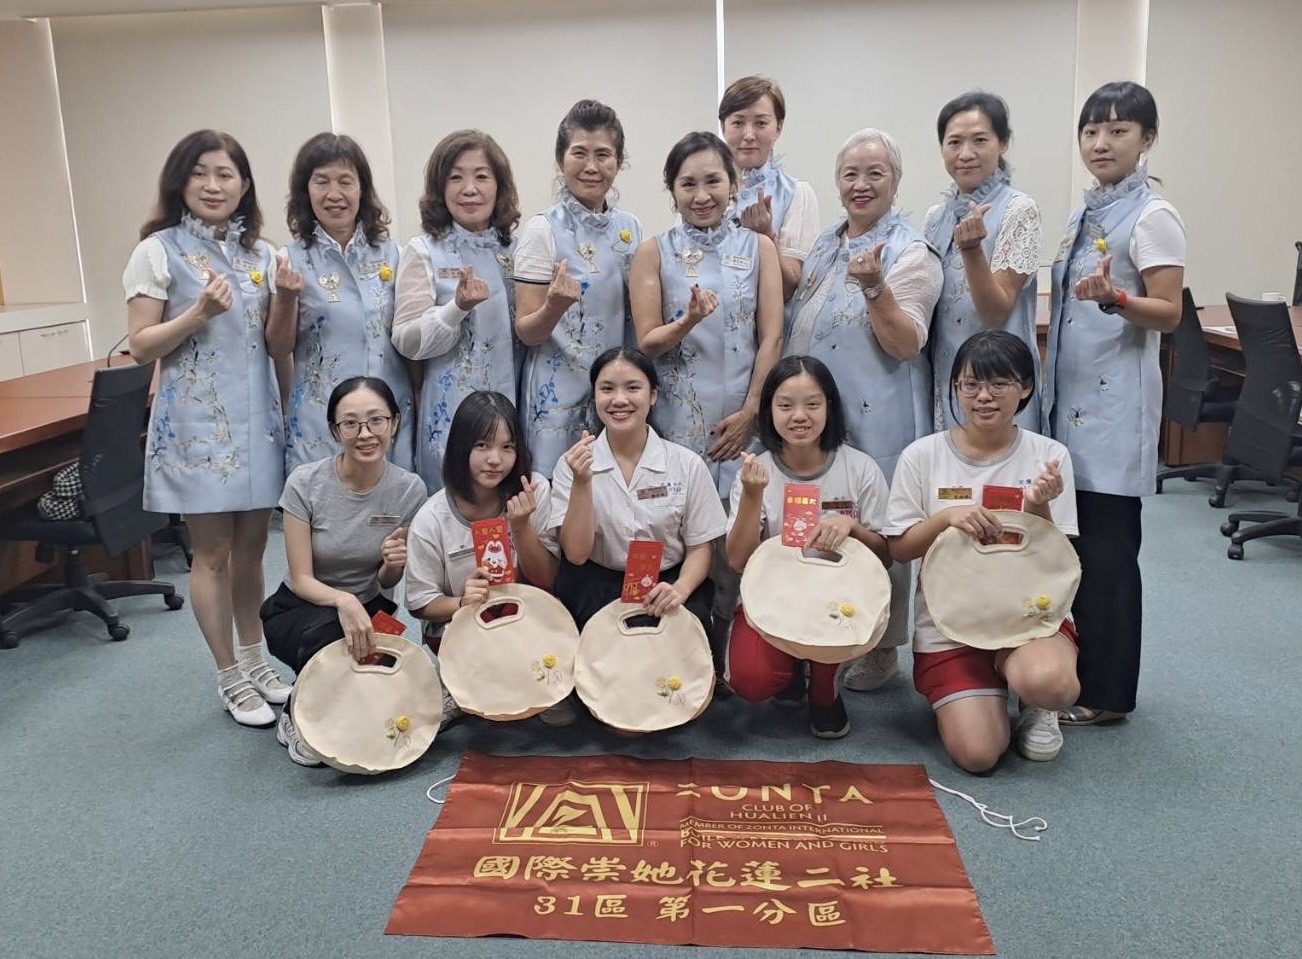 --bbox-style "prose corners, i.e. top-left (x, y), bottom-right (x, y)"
top-left (335, 415), bottom-right (393, 438)
top-left (956, 378), bottom-right (1020, 397)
